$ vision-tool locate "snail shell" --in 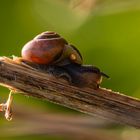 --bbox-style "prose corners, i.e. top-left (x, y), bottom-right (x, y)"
top-left (22, 31), bottom-right (83, 65)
